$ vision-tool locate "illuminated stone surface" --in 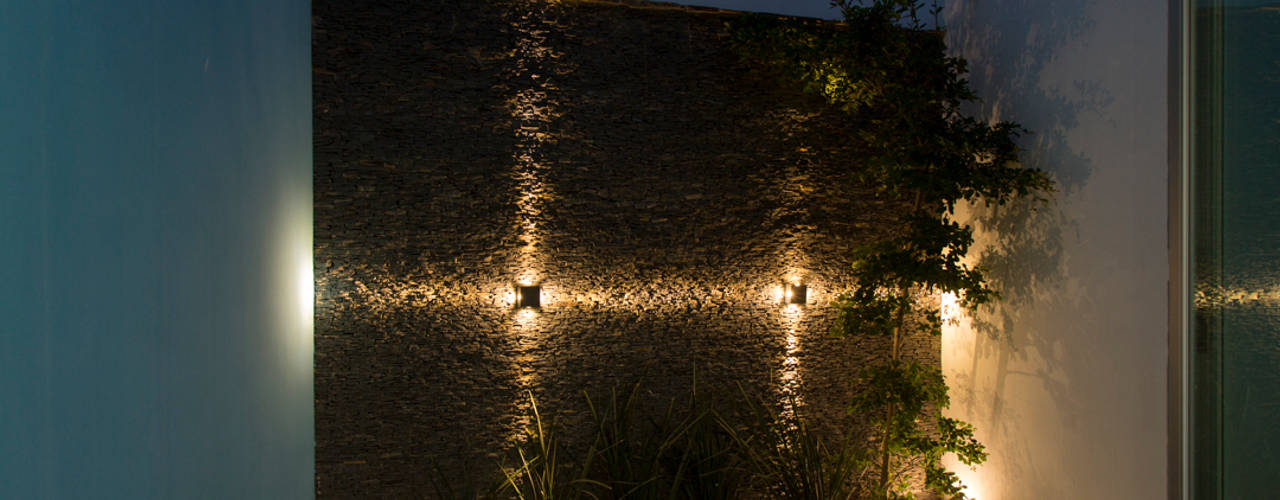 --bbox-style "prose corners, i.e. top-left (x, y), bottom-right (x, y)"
top-left (313, 0), bottom-right (936, 495)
